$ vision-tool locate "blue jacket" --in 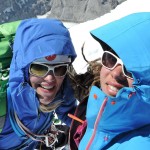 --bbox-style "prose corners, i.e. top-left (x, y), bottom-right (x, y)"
top-left (0, 18), bottom-right (77, 150)
top-left (79, 12), bottom-right (150, 150)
